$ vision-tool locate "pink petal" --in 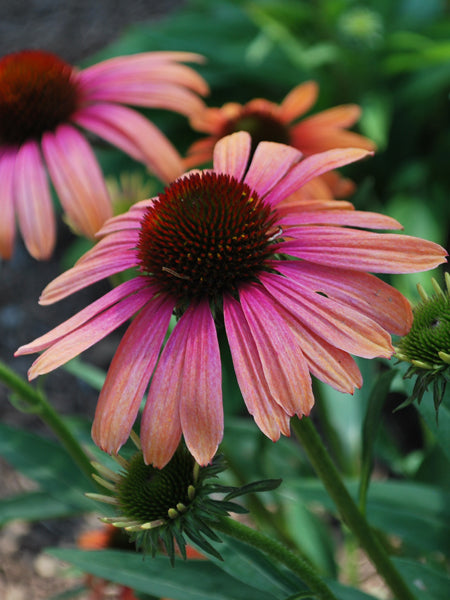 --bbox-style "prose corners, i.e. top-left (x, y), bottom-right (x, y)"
top-left (179, 300), bottom-right (223, 465)
top-left (280, 81), bottom-right (319, 123)
top-left (92, 294), bottom-right (174, 455)
top-left (25, 285), bottom-right (152, 380)
top-left (141, 301), bottom-right (223, 468)
top-left (259, 272), bottom-right (394, 359)
top-left (223, 295), bottom-right (291, 439)
top-left (264, 148), bottom-right (373, 207)
top-left (244, 142), bottom-right (302, 198)
top-left (280, 227), bottom-right (448, 273)
top-left (14, 140), bottom-right (56, 260)
top-left (79, 52), bottom-right (208, 95)
top-left (16, 278), bottom-right (151, 355)
top-left (0, 150), bottom-right (17, 259)
top-left (273, 261), bottom-right (413, 336)
top-left (74, 103), bottom-right (184, 183)
top-left (279, 210), bottom-right (402, 230)
top-left (39, 236), bottom-right (139, 304)
top-left (213, 131), bottom-right (251, 180)
top-left (42, 124), bottom-right (112, 238)
top-left (239, 283), bottom-right (314, 416)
